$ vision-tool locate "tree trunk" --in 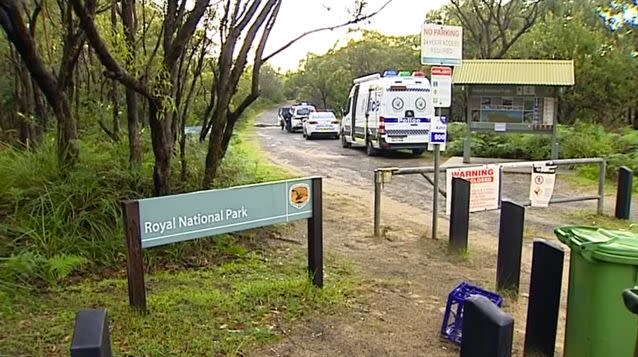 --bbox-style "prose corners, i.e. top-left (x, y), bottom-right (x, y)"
top-left (17, 65), bottom-right (34, 148)
top-left (220, 116), bottom-right (237, 159)
top-left (148, 100), bottom-right (172, 195)
top-left (203, 122), bottom-right (224, 189)
top-left (111, 81), bottom-right (120, 137)
top-left (203, 90), bottom-right (232, 188)
top-left (56, 96), bottom-right (79, 168)
top-left (179, 115), bottom-right (187, 182)
top-left (127, 89), bottom-right (141, 167)
top-left (0, 95), bottom-right (4, 132)
top-left (31, 79), bottom-right (46, 143)
top-left (121, 0), bottom-right (141, 168)
top-left (110, 0), bottom-right (120, 138)
top-left (73, 67), bottom-right (80, 127)
top-left (0, 3), bottom-right (79, 168)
